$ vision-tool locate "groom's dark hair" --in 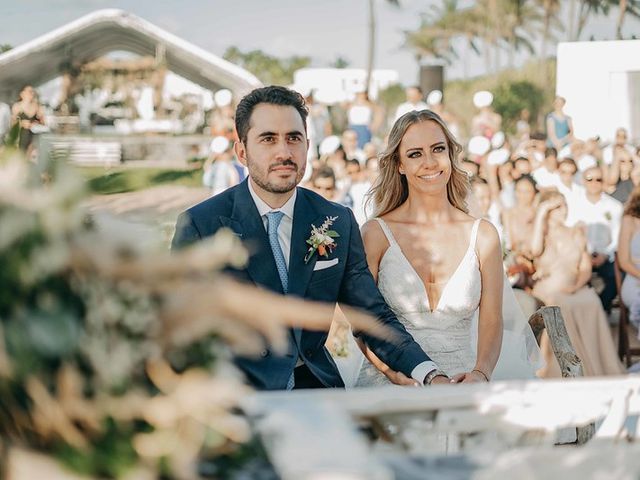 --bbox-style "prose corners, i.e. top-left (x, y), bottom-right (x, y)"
top-left (235, 85), bottom-right (308, 144)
